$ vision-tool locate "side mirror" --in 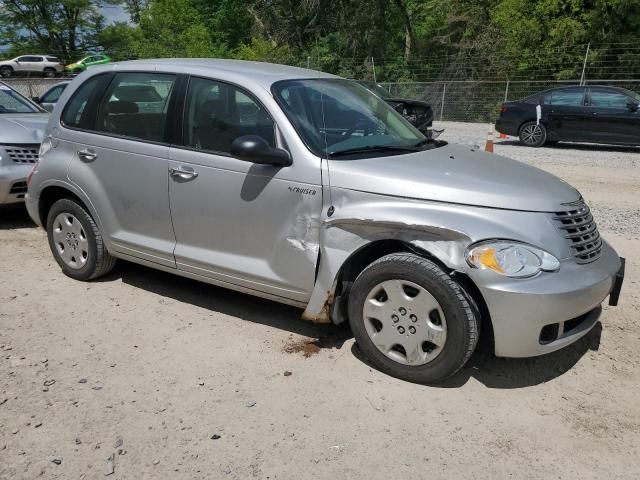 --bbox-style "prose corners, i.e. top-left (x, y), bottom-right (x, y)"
top-left (627, 102), bottom-right (639, 112)
top-left (32, 96), bottom-right (40, 103)
top-left (230, 135), bottom-right (291, 167)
